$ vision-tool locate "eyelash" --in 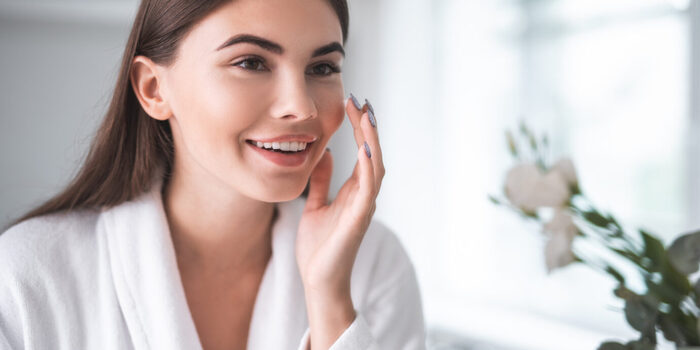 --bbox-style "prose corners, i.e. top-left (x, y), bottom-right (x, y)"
top-left (231, 56), bottom-right (341, 76)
